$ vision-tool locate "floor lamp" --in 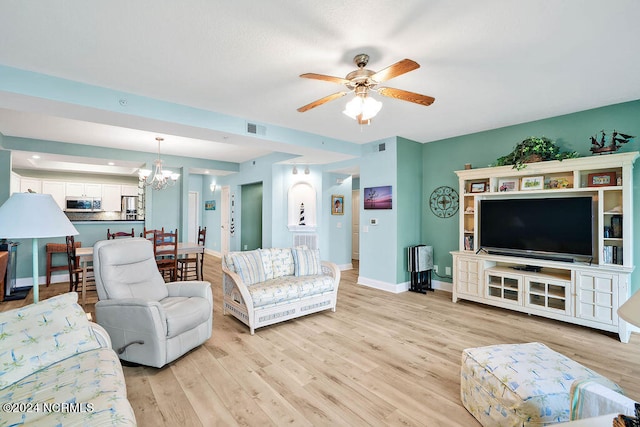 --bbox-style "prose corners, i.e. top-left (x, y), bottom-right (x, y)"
top-left (618, 291), bottom-right (640, 331)
top-left (0, 193), bottom-right (78, 303)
